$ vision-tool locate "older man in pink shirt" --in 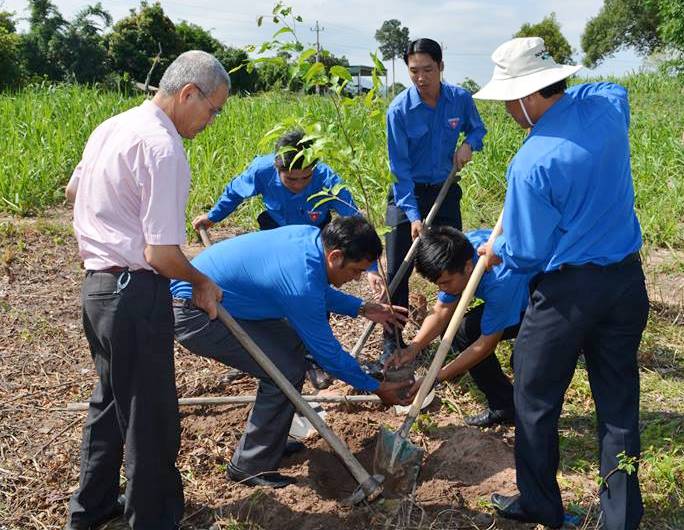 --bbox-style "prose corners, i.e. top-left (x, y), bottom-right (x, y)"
top-left (66, 50), bottom-right (229, 530)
